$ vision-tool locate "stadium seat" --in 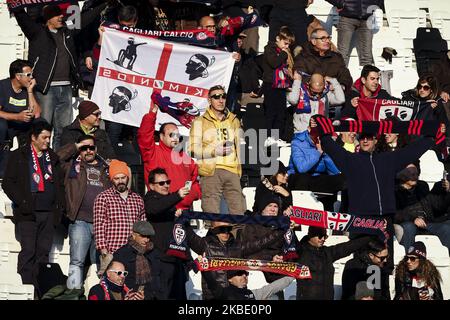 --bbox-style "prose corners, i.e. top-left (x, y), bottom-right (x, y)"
top-left (242, 187), bottom-right (256, 212)
top-left (277, 146), bottom-right (291, 167)
top-left (428, 0), bottom-right (450, 41)
top-left (0, 284), bottom-right (34, 300)
top-left (291, 190), bottom-right (324, 211)
top-left (418, 150), bottom-right (444, 189)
